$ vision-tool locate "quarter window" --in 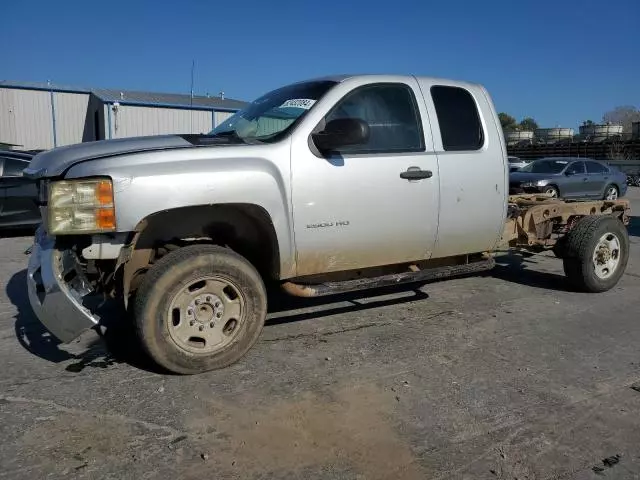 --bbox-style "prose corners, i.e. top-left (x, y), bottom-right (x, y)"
top-left (324, 83), bottom-right (424, 153)
top-left (431, 85), bottom-right (484, 151)
top-left (586, 161), bottom-right (608, 174)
